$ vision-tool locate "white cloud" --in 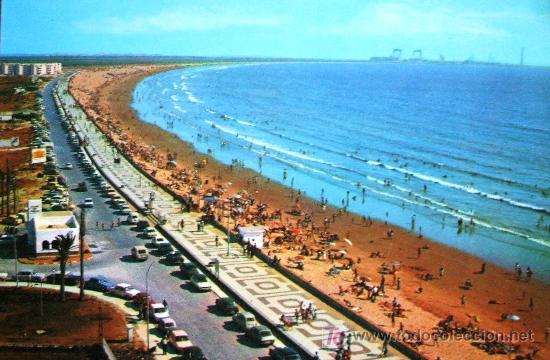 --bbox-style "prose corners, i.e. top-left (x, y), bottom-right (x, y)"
top-left (74, 7), bottom-right (283, 34)
top-left (324, 3), bottom-right (512, 38)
